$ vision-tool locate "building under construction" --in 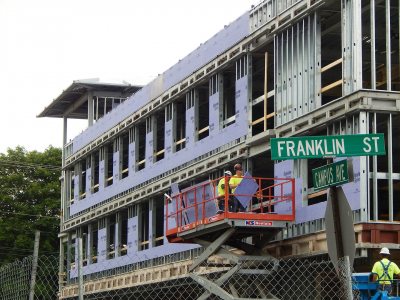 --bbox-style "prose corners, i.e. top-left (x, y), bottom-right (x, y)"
top-left (39, 0), bottom-right (400, 299)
